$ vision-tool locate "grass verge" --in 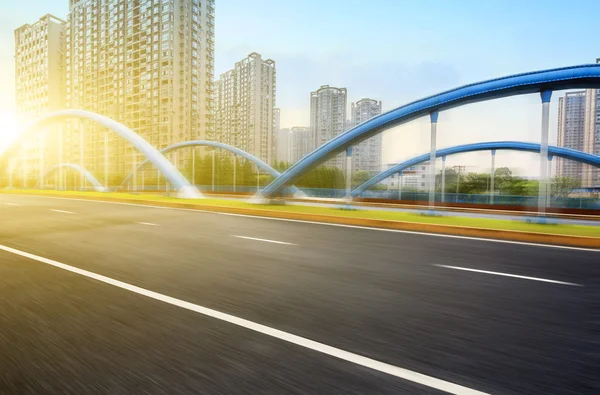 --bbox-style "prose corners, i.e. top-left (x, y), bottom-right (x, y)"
top-left (2, 189), bottom-right (600, 238)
